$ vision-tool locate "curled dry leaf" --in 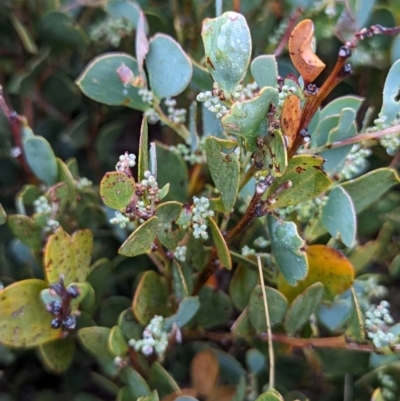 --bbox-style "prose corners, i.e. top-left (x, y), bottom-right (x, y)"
top-left (288, 19), bottom-right (326, 84)
top-left (190, 349), bottom-right (219, 397)
top-left (280, 94), bottom-right (301, 149)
